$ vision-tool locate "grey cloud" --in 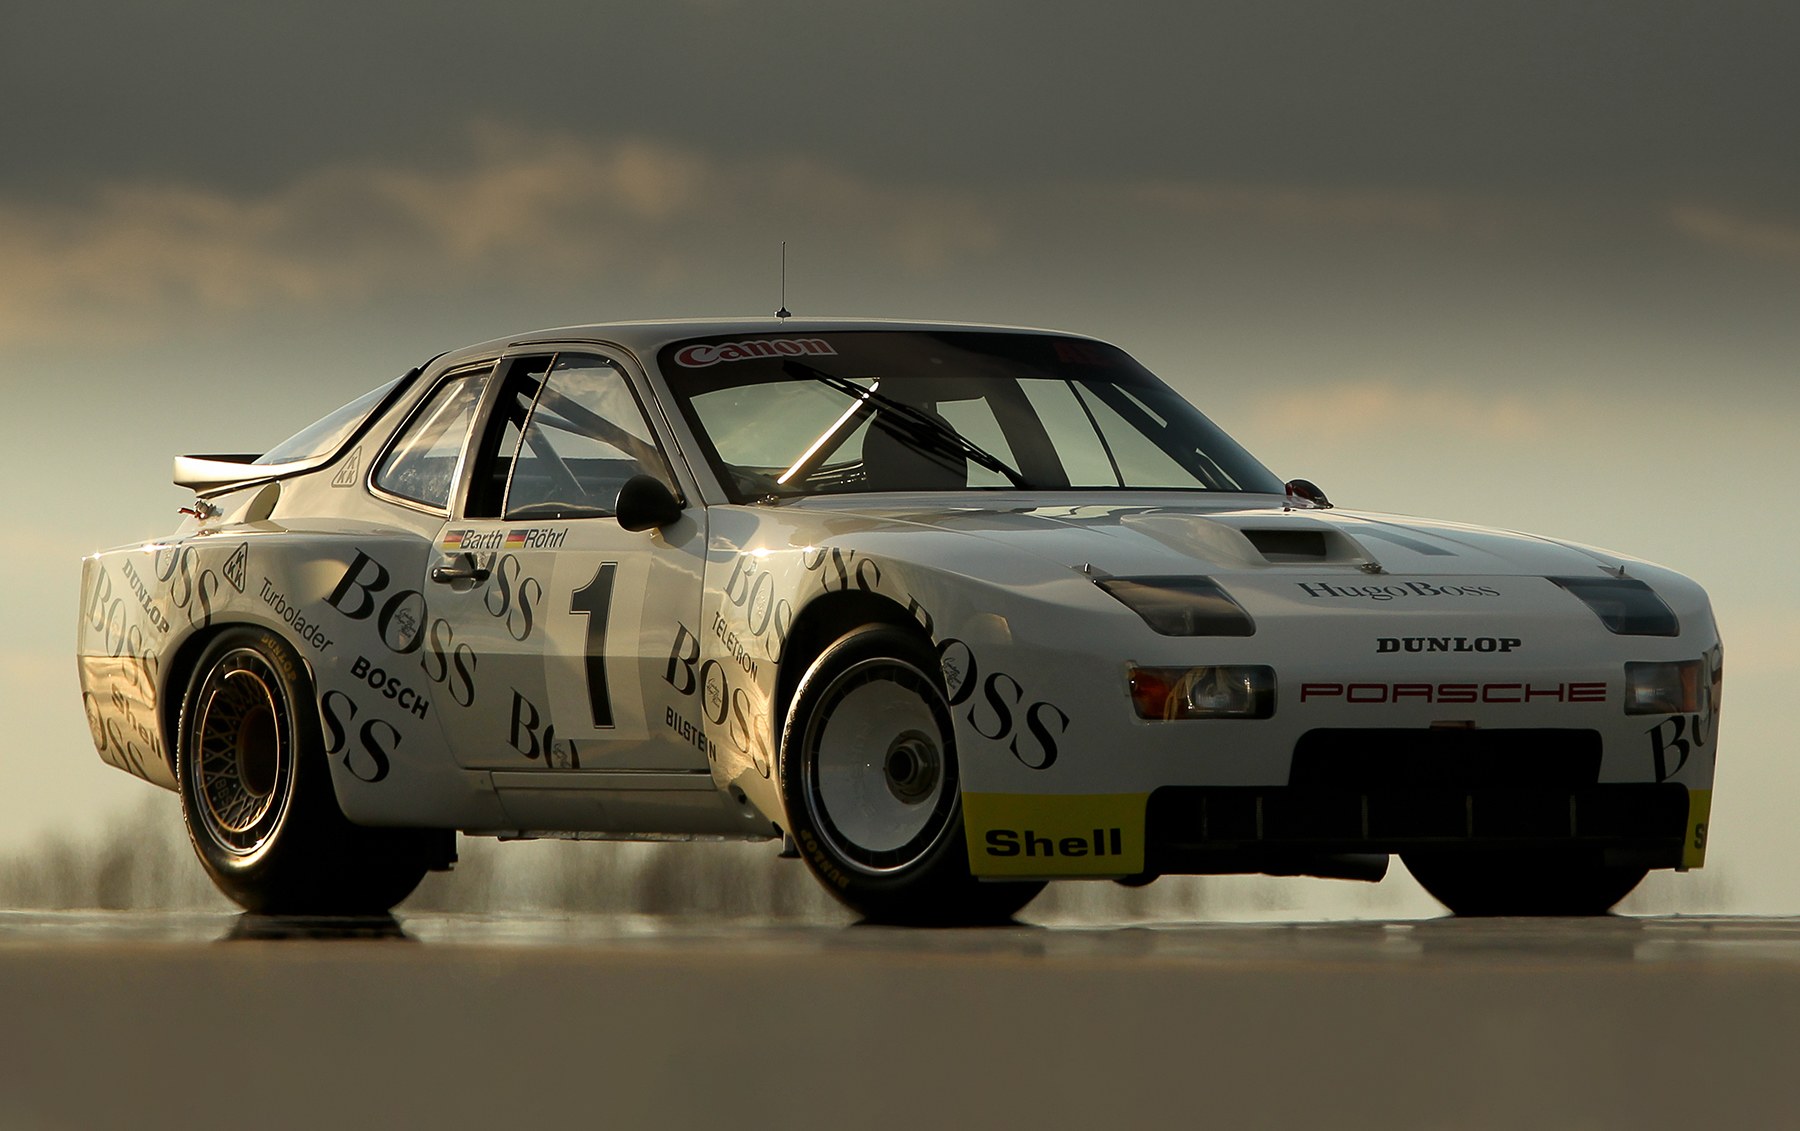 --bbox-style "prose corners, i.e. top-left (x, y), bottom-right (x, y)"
top-left (7, 113), bottom-right (1797, 376)
top-left (1669, 205), bottom-right (1800, 266)
top-left (5, 1), bottom-right (1799, 213)
top-left (0, 123), bottom-right (1005, 345)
